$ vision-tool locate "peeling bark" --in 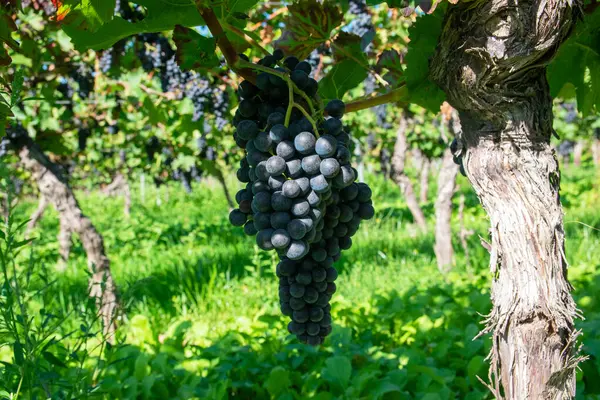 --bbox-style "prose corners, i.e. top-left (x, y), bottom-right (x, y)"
top-left (573, 140), bottom-right (584, 167)
top-left (17, 141), bottom-right (119, 338)
top-left (433, 149), bottom-right (459, 274)
top-left (593, 138), bottom-right (600, 166)
top-left (458, 194), bottom-right (474, 277)
top-left (56, 216), bottom-right (73, 272)
top-left (103, 173), bottom-right (131, 216)
top-left (593, 139), bottom-right (600, 166)
top-left (391, 116), bottom-right (427, 232)
top-left (431, 1), bottom-right (582, 398)
top-left (419, 158), bottom-right (430, 204)
top-left (26, 194), bottom-right (48, 233)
